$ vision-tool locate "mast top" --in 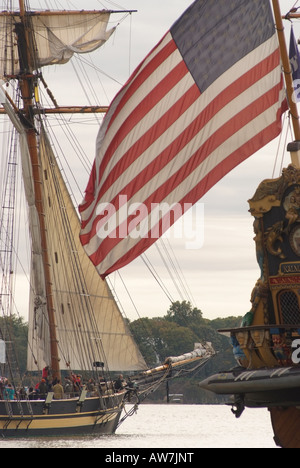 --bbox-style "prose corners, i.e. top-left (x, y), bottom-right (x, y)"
top-left (1, 3), bottom-right (121, 78)
top-left (272, 0), bottom-right (300, 167)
